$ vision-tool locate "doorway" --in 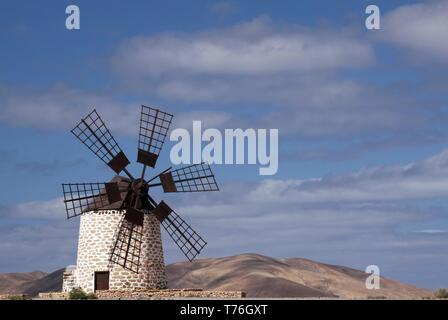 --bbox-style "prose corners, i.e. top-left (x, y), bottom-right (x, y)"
top-left (94, 271), bottom-right (110, 291)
